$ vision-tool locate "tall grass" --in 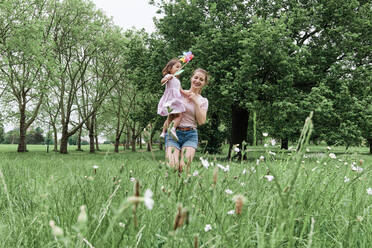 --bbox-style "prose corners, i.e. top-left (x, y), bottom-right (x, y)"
top-left (0, 140), bottom-right (371, 247)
